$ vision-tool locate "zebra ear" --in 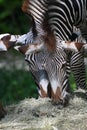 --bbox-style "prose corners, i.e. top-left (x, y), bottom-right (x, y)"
top-left (61, 41), bottom-right (84, 52)
top-left (1, 35), bottom-right (11, 42)
top-left (74, 42), bottom-right (84, 51)
top-left (0, 34), bottom-right (11, 51)
top-left (68, 41), bottom-right (84, 51)
top-left (0, 35), bottom-right (16, 50)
